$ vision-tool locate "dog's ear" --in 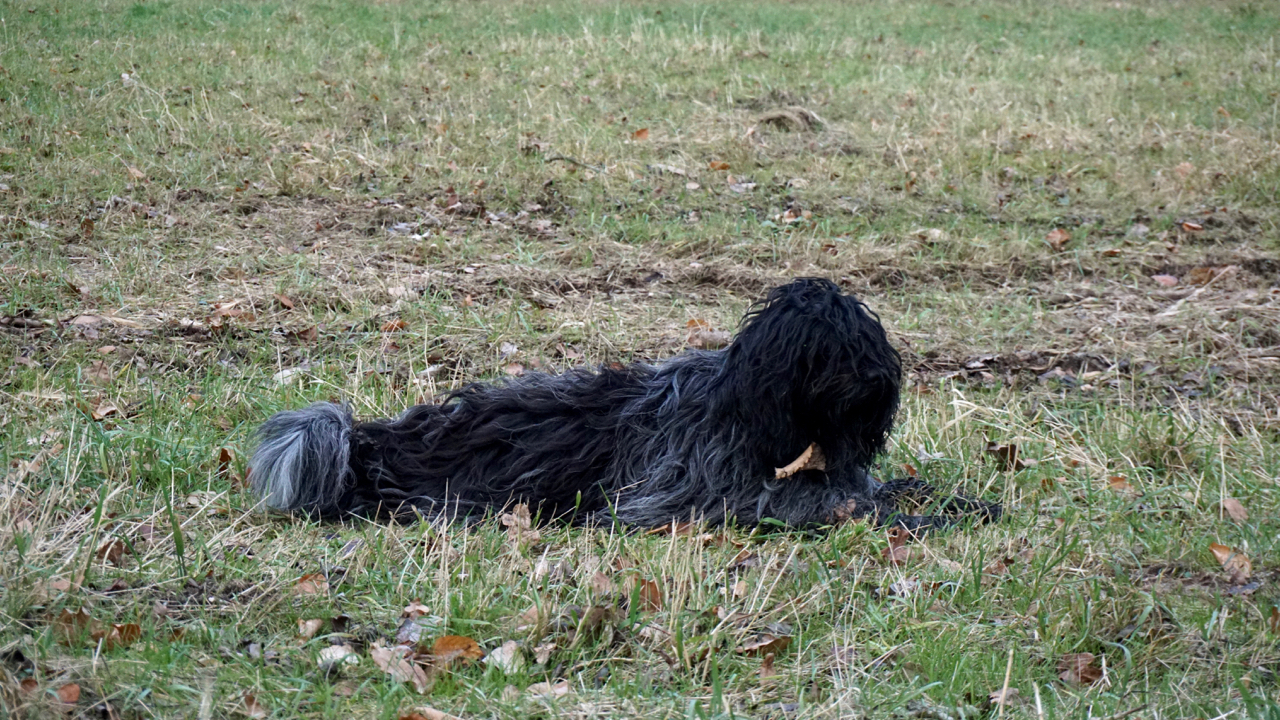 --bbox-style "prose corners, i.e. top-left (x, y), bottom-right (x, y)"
top-left (719, 278), bottom-right (901, 462)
